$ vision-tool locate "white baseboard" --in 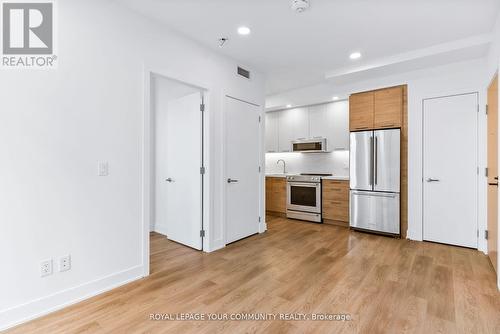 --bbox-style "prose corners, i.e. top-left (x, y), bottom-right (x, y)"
top-left (259, 222), bottom-right (267, 233)
top-left (207, 238), bottom-right (225, 253)
top-left (154, 222), bottom-right (168, 236)
top-left (0, 265), bottom-right (144, 331)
